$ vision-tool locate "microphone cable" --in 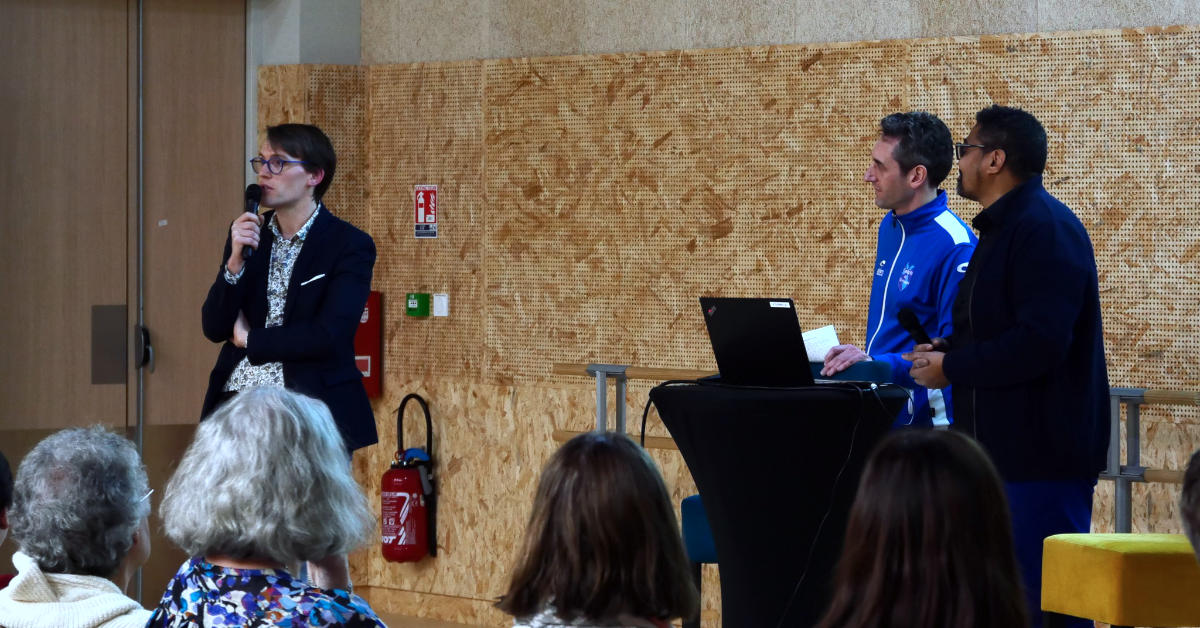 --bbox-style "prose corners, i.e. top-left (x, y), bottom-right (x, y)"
top-left (639, 379), bottom-right (705, 447)
top-left (771, 382), bottom-right (903, 628)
